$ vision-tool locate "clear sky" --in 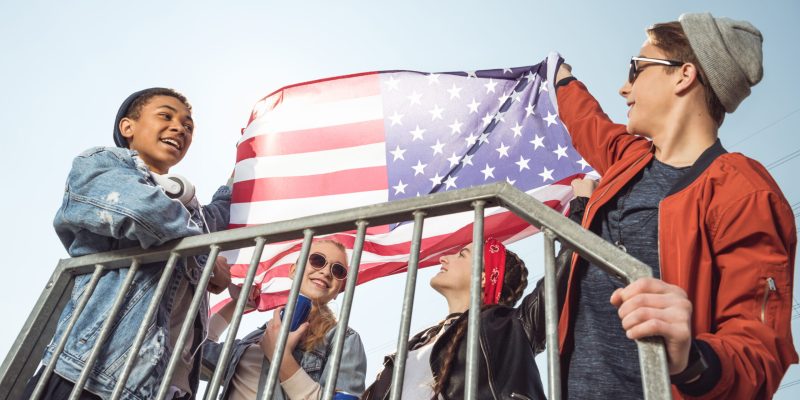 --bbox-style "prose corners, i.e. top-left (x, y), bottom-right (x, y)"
top-left (1, 0), bottom-right (798, 397)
